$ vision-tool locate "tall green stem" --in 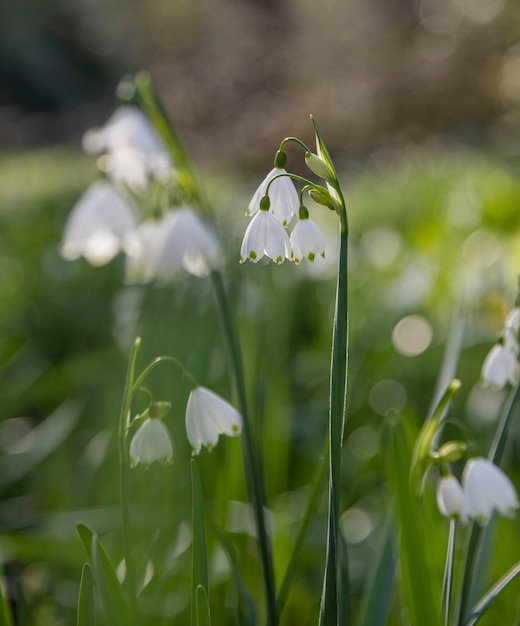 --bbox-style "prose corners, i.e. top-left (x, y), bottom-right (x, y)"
top-left (319, 214), bottom-right (349, 626)
top-left (117, 337), bottom-right (141, 618)
top-left (211, 271), bottom-right (278, 626)
top-left (442, 520), bottom-right (456, 626)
